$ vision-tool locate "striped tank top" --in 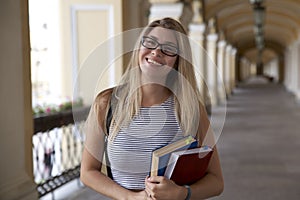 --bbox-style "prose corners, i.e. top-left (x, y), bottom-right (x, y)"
top-left (107, 95), bottom-right (186, 189)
